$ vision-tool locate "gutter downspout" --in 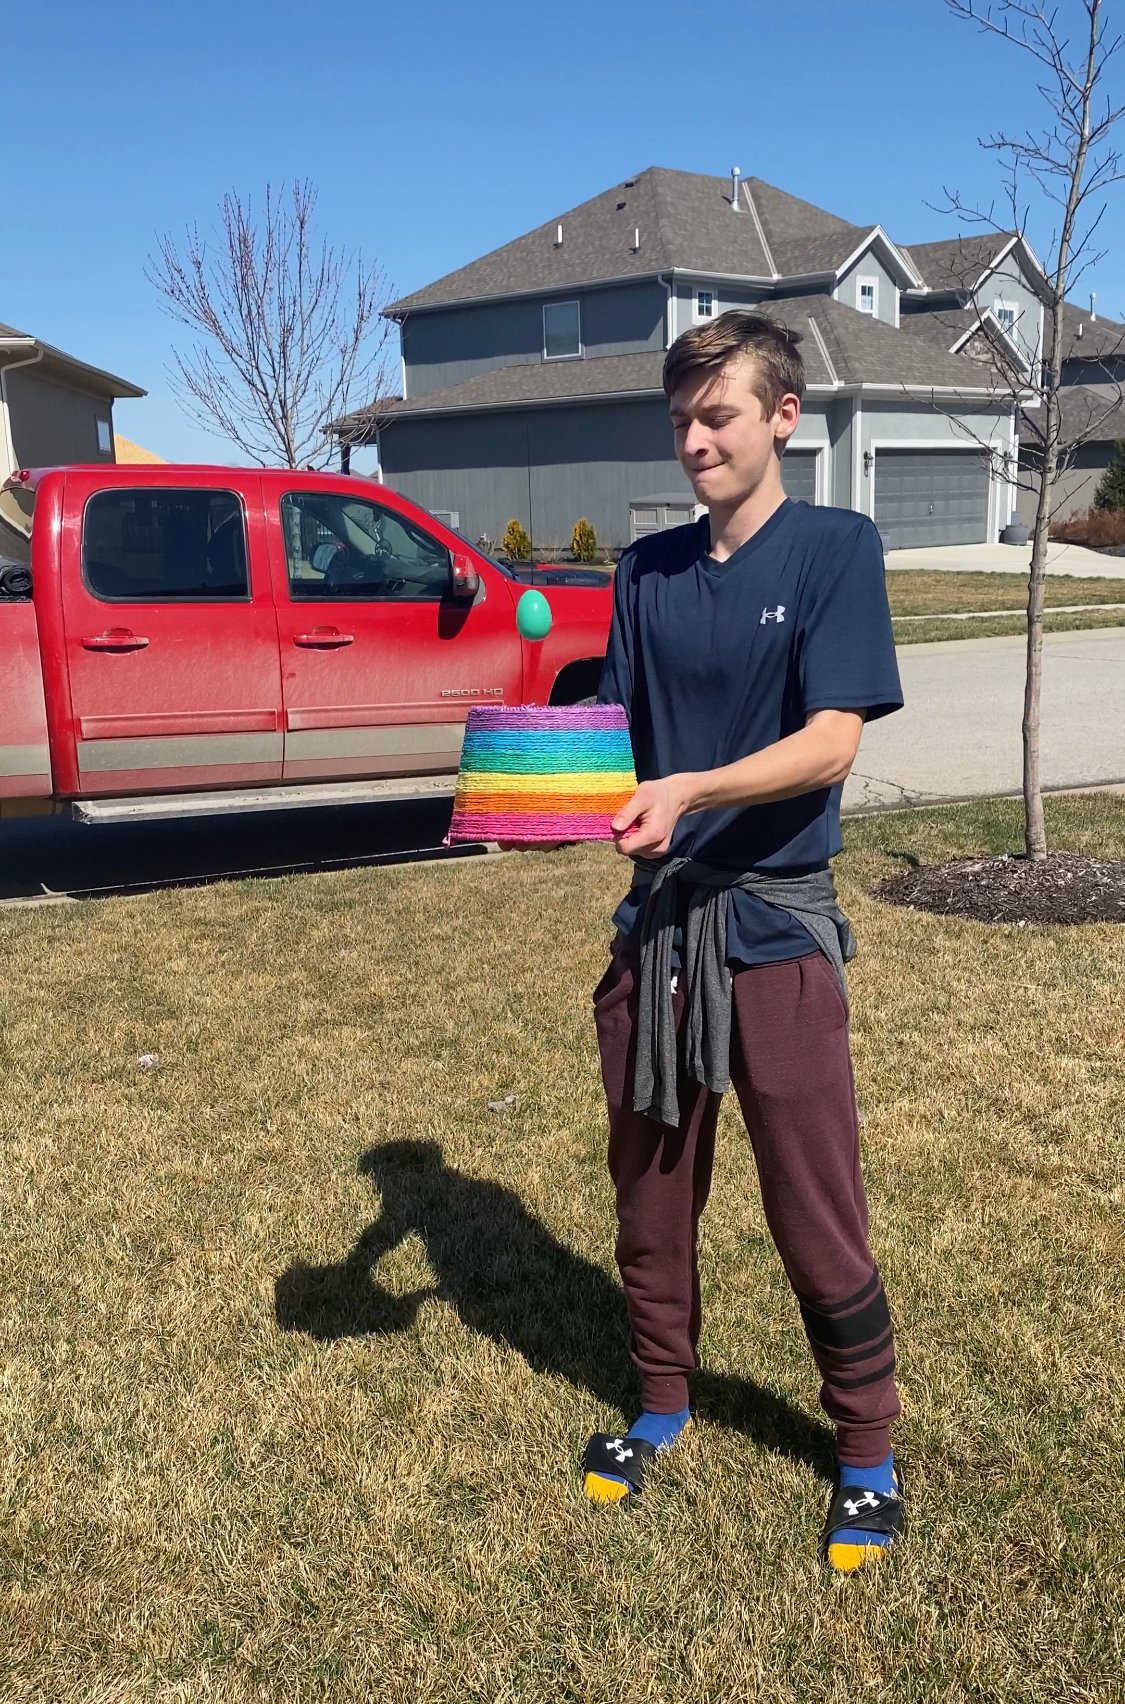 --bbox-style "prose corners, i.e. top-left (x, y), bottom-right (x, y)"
top-left (0, 344), bottom-right (44, 482)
